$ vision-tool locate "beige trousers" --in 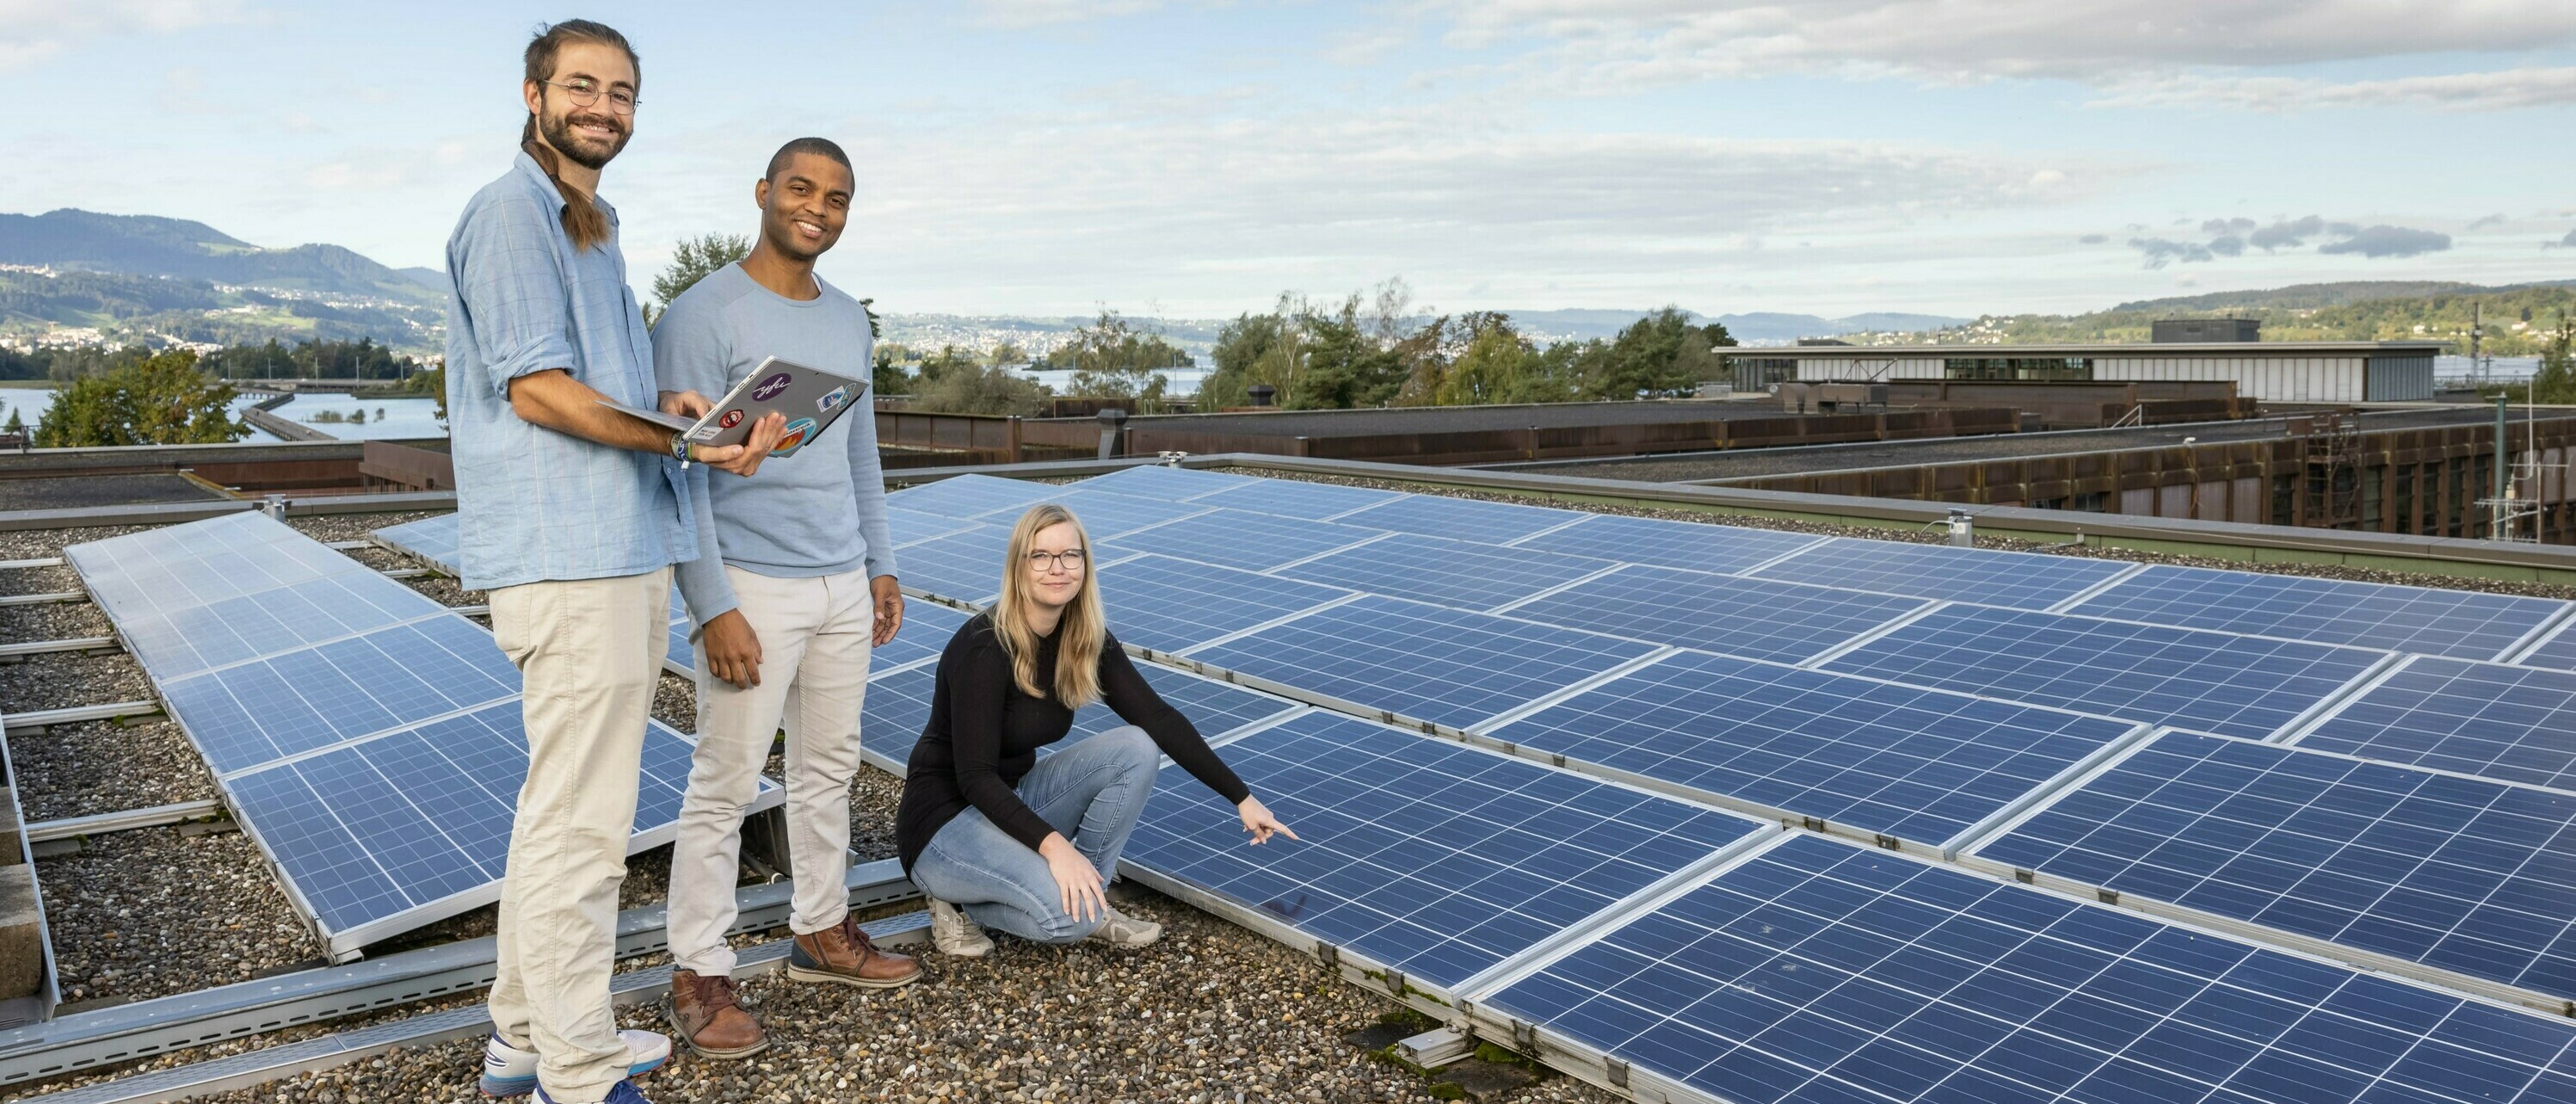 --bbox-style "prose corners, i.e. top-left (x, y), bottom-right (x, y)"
top-left (668, 565), bottom-right (872, 978)
top-left (486, 567), bottom-right (671, 1104)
